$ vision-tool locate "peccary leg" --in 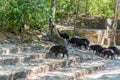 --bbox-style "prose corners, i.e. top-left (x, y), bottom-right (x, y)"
top-left (66, 53), bottom-right (69, 59)
top-left (111, 55), bottom-right (115, 60)
top-left (55, 53), bottom-right (58, 59)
